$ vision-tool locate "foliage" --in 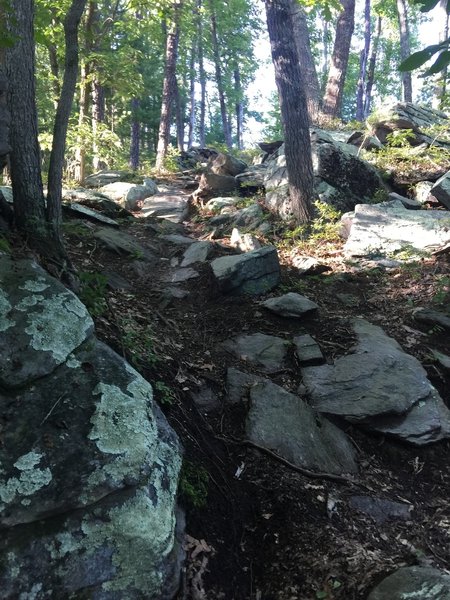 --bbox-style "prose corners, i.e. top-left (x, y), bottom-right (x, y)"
top-left (432, 275), bottom-right (450, 305)
top-left (179, 460), bottom-right (209, 508)
top-left (120, 317), bottom-right (159, 370)
top-left (154, 380), bottom-right (175, 405)
top-left (79, 271), bottom-right (108, 317)
top-left (280, 200), bottom-right (342, 248)
top-left (0, 236), bottom-right (11, 253)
